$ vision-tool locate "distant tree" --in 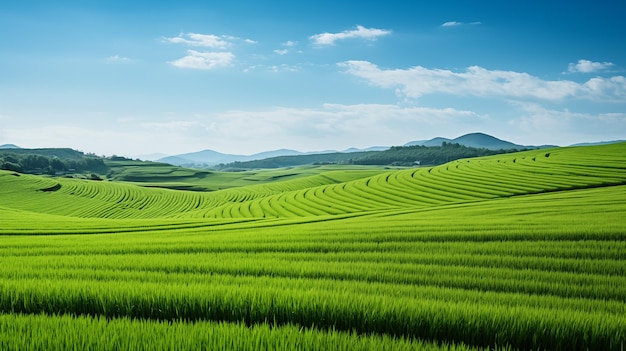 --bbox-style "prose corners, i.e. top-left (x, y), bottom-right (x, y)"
top-left (1, 161), bottom-right (23, 172)
top-left (51, 158), bottom-right (66, 172)
top-left (2, 155), bottom-right (19, 164)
